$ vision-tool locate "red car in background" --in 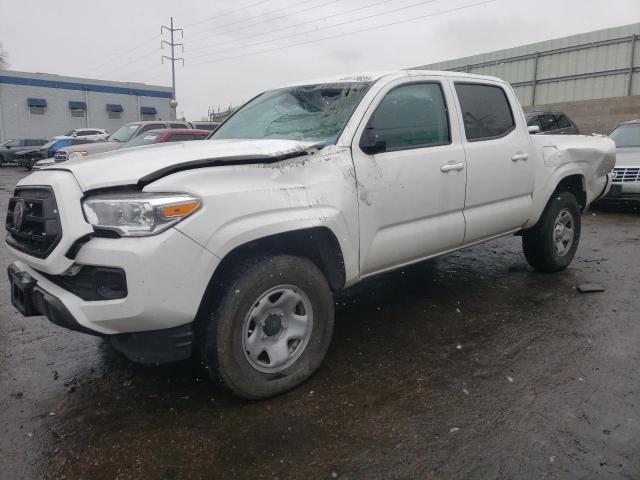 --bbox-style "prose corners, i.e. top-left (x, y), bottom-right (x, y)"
top-left (119, 128), bottom-right (211, 148)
